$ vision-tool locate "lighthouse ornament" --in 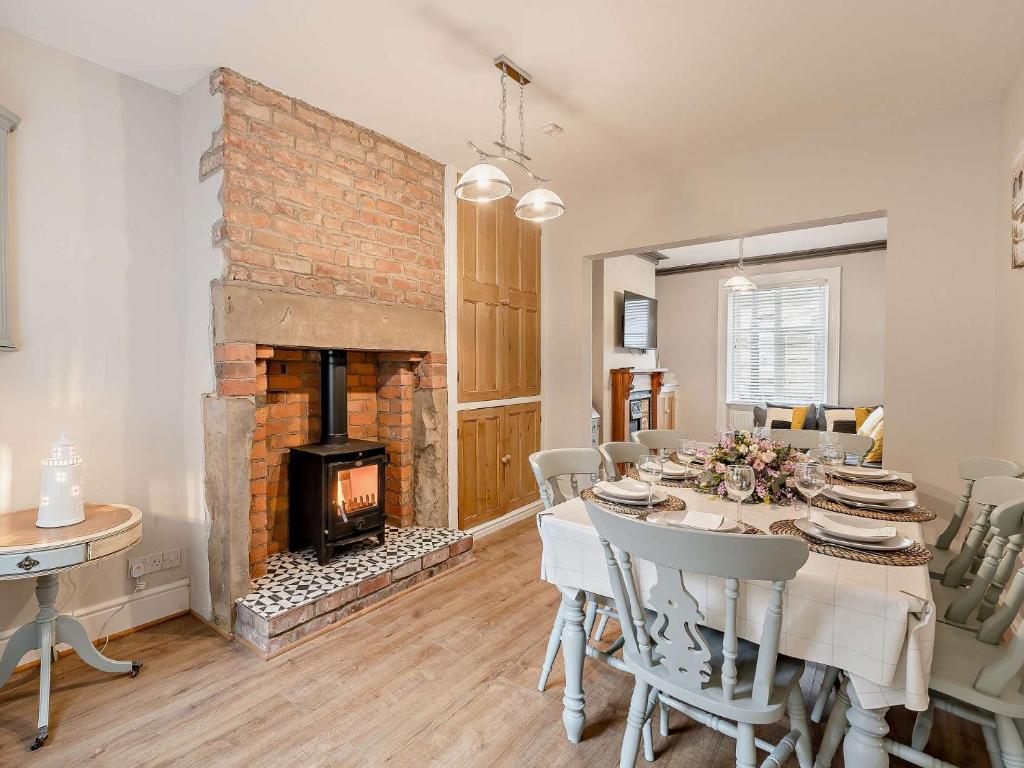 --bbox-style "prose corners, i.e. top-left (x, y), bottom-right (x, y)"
top-left (37, 435), bottom-right (85, 528)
